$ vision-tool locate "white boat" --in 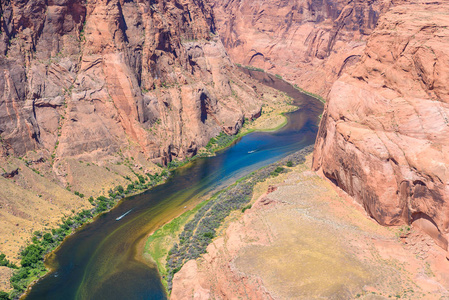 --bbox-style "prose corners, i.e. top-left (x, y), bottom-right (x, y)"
top-left (248, 150), bottom-right (256, 154)
top-left (116, 209), bottom-right (133, 221)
